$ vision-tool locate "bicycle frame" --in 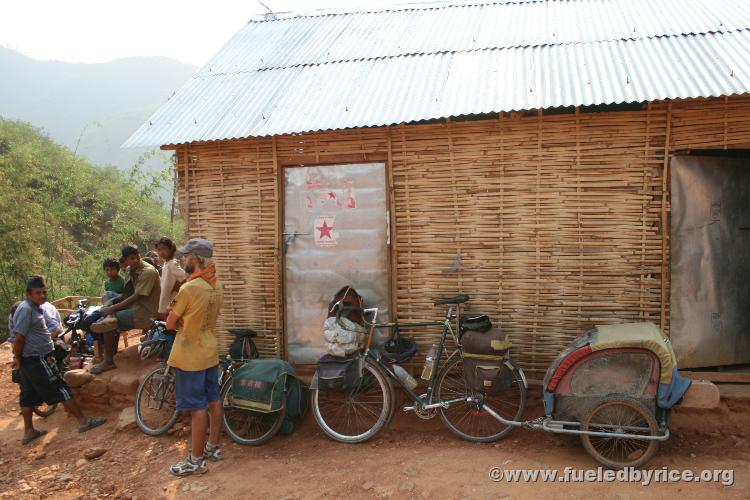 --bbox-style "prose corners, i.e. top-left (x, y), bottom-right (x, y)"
top-left (360, 306), bottom-right (468, 409)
